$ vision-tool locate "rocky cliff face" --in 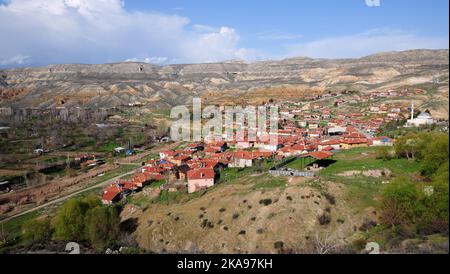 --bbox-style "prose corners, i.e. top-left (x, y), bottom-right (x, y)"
top-left (0, 49), bottom-right (448, 109)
